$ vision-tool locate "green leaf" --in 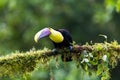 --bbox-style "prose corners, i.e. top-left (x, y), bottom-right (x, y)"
top-left (116, 0), bottom-right (120, 12)
top-left (0, 0), bottom-right (8, 8)
top-left (96, 64), bottom-right (103, 75)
